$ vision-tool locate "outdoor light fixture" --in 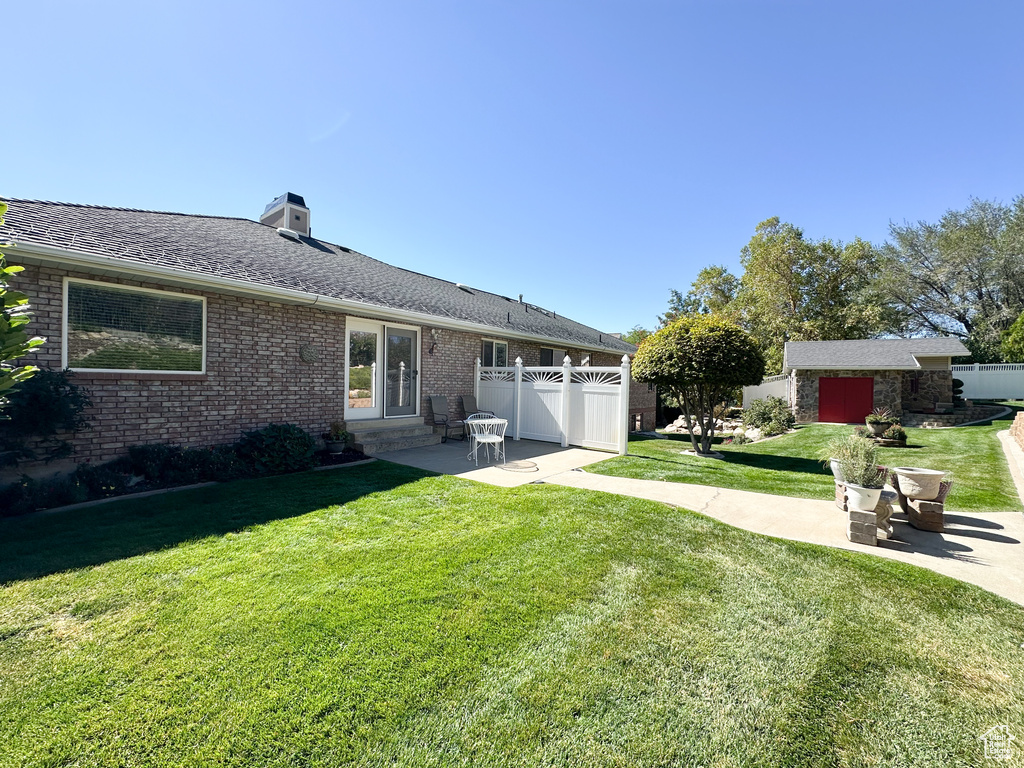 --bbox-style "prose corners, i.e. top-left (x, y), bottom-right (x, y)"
top-left (429, 328), bottom-right (441, 355)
